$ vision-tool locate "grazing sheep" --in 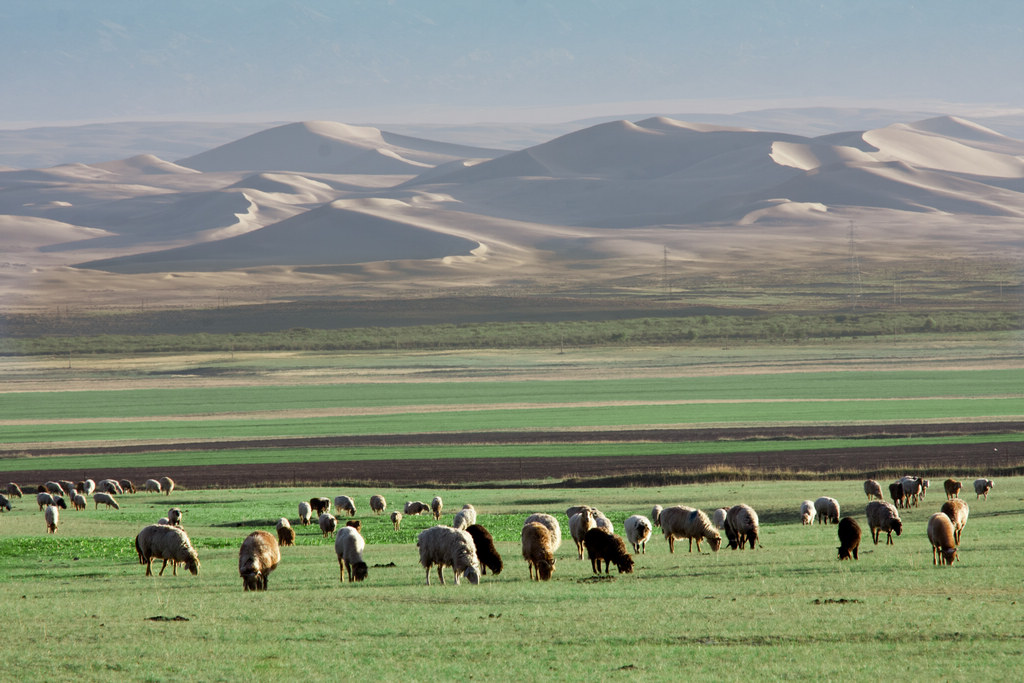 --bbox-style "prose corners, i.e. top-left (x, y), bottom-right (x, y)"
top-left (863, 479), bottom-right (883, 500)
top-left (592, 511), bottom-right (614, 535)
top-left (80, 479), bottom-right (95, 495)
top-left (310, 497), bottom-right (332, 517)
top-left (837, 517), bottom-right (861, 560)
top-left (72, 494), bottom-right (87, 511)
top-left (0, 494), bottom-right (10, 512)
top-left (44, 505), bottom-right (59, 533)
top-left (565, 505), bottom-right (592, 519)
top-left (97, 479), bottom-right (123, 495)
top-left (814, 497), bottom-right (840, 524)
top-left (44, 481), bottom-right (63, 495)
top-left (276, 518), bottom-right (295, 546)
top-left (712, 507), bottom-right (728, 530)
top-left (94, 492), bottom-right (120, 510)
top-left (659, 506), bottom-right (721, 553)
top-left (724, 504), bottom-right (760, 550)
top-left (521, 521), bottom-right (556, 581)
top-left (36, 492), bottom-right (67, 511)
top-left (430, 496), bottom-right (443, 521)
top-left (417, 525), bottom-right (481, 586)
top-left (118, 479), bottom-right (136, 494)
top-left (239, 530), bottom-right (280, 591)
top-left (369, 494), bottom-right (387, 515)
top-left (624, 515), bottom-right (653, 554)
top-left (333, 495), bottom-right (356, 517)
top-left (800, 500), bottom-right (816, 525)
top-left (159, 477), bottom-right (175, 496)
top-left (940, 499), bottom-right (969, 545)
top-left (466, 524), bottom-right (503, 575)
top-left (584, 528), bottom-right (634, 574)
top-left (523, 513), bottom-right (562, 552)
top-left (58, 480), bottom-right (77, 496)
top-left (135, 524), bottom-right (200, 576)
top-left (144, 479), bottom-right (162, 494)
top-left (335, 526), bottom-right (369, 583)
top-left (452, 504), bottom-right (477, 530)
top-left (167, 508), bottom-right (182, 526)
top-left (569, 509), bottom-right (595, 559)
top-left (944, 478), bottom-right (962, 499)
top-left (888, 482), bottom-right (905, 508)
top-left (319, 513), bottom-right (337, 538)
top-left (390, 511), bottom-right (403, 530)
top-left (7, 482), bottom-right (24, 498)
top-left (974, 479), bottom-right (994, 500)
top-left (901, 476), bottom-right (924, 507)
top-left (404, 501), bottom-right (431, 516)
top-left (927, 512), bottom-right (959, 565)
top-left (865, 501), bottom-right (903, 545)
top-left (920, 479), bottom-right (930, 499)
top-left (298, 501), bottom-right (312, 526)
top-left (651, 505), bottom-right (663, 528)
